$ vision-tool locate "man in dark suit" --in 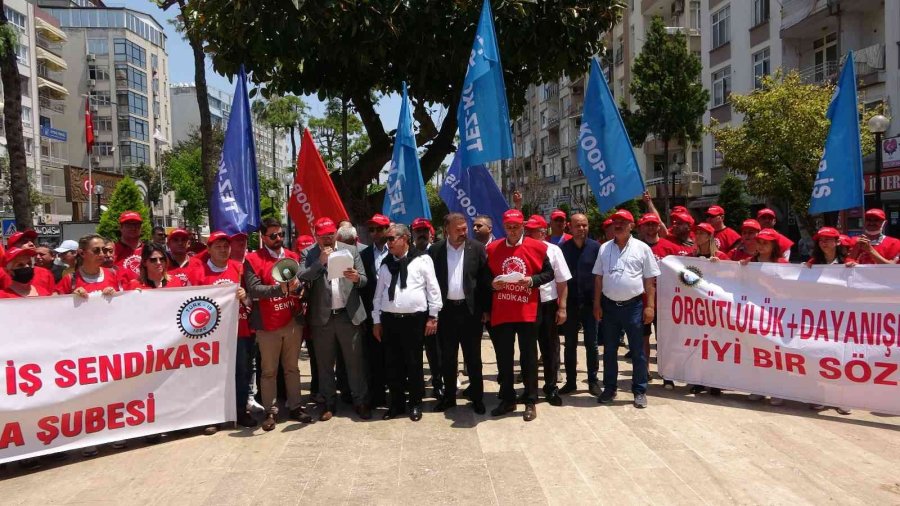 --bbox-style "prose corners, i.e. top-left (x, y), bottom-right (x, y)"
top-left (429, 213), bottom-right (491, 414)
top-left (299, 217), bottom-right (370, 420)
top-left (359, 213), bottom-right (392, 407)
